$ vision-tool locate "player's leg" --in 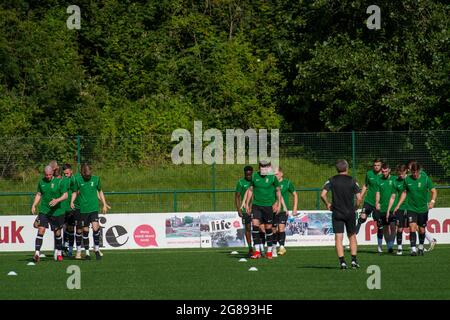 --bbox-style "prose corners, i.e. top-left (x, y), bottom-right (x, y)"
top-left (242, 213), bottom-right (253, 256)
top-left (33, 214), bottom-right (48, 262)
top-left (263, 206), bottom-right (274, 259)
top-left (332, 214), bottom-right (347, 269)
top-left (74, 209), bottom-right (83, 259)
top-left (372, 210), bottom-right (383, 253)
top-left (408, 212), bottom-right (419, 256)
top-left (82, 214), bottom-right (91, 259)
top-left (395, 210), bottom-right (405, 255)
top-left (346, 214), bottom-right (359, 268)
top-left (417, 212), bottom-right (428, 255)
top-left (250, 206), bottom-right (263, 258)
top-left (90, 212), bottom-right (102, 260)
top-left (277, 213), bottom-right (287, 256)
top-left (356, 204), bottom-right (371, 234)
top-left (271, 213), bottom-right (279, 257)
